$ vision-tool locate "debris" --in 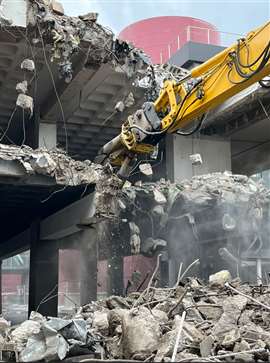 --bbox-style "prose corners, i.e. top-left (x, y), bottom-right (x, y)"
top-left (20, 59), bottom-right (35, 72)
top-left (200, 335), bottom-right (214, 357)
top-left (29, 0), bottom-right (150, 83)
top-left (225, 282), bottom-right (270, 311)
top-left (11, 320), bottom-right (41, 352)
top-left (116, 172), bottom-right (270, 286)
top-left (16, 81), bottom-right (28, 94)
top-left (141, 237), bottom-right (167, 256)
top-left (212, 295), bottom-right (247, 339)
top-left (171, 311), bottom-right (186, 362)
top-left (121, 307), bottom-right (161, 360)
top-left (0, 318), bottom-right (10, 337)
top-left (209, 270), bottom-right (232, 288)
top-left (129, 222), bottom-right (141, 254)
top-left (189, 153), bottom-right (203, 166)
top-left (153, 189), bottom-right (166, 204)
top-left (4, 273), bottom-right (270, 361)
top-left (114, 101), bottom-right (125, 113)
top-left (139, 163), bottom-right (153, 176)
top-left (92, 311), bottom-right (109, 336)
top-left (16, 94), bottom-right (34, 116)
top-left (50, 0), bottom-right (65, 15)
top-left (78, 12), bottom-right (98, 22)
top-left (30, 152), bottom-right (57, 175)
